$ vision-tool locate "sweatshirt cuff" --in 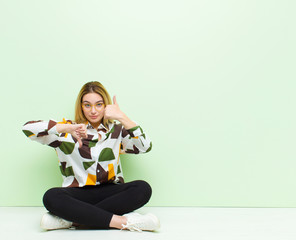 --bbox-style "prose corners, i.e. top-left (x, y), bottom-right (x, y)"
top-left (126, 125), bottom-right (143, 137)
